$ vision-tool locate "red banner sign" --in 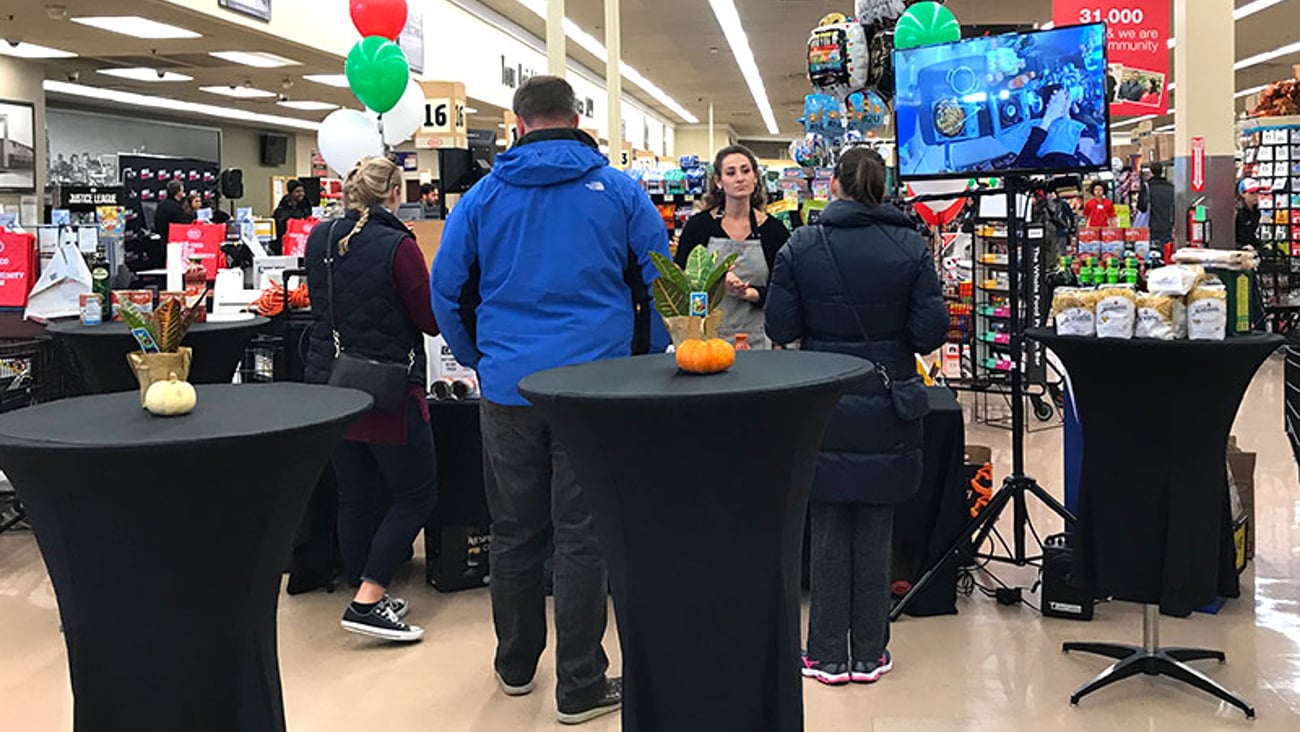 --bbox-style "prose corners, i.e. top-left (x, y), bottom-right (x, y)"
top-left (0, 229), bottom-right (36, 308)
top-left (1191, 136), bottom-right (1206, 192)
top-left (281, 218), bottom-right (320, 259)
top-left (1054, 0), bottom-right (1171, 117)
top-left (169, 223), bottom-right (225, 280)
